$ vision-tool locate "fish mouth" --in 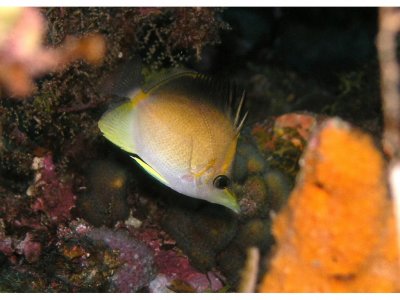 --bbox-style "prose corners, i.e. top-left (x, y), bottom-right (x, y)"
top-left (215, 189), bottom-right (241, 214)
